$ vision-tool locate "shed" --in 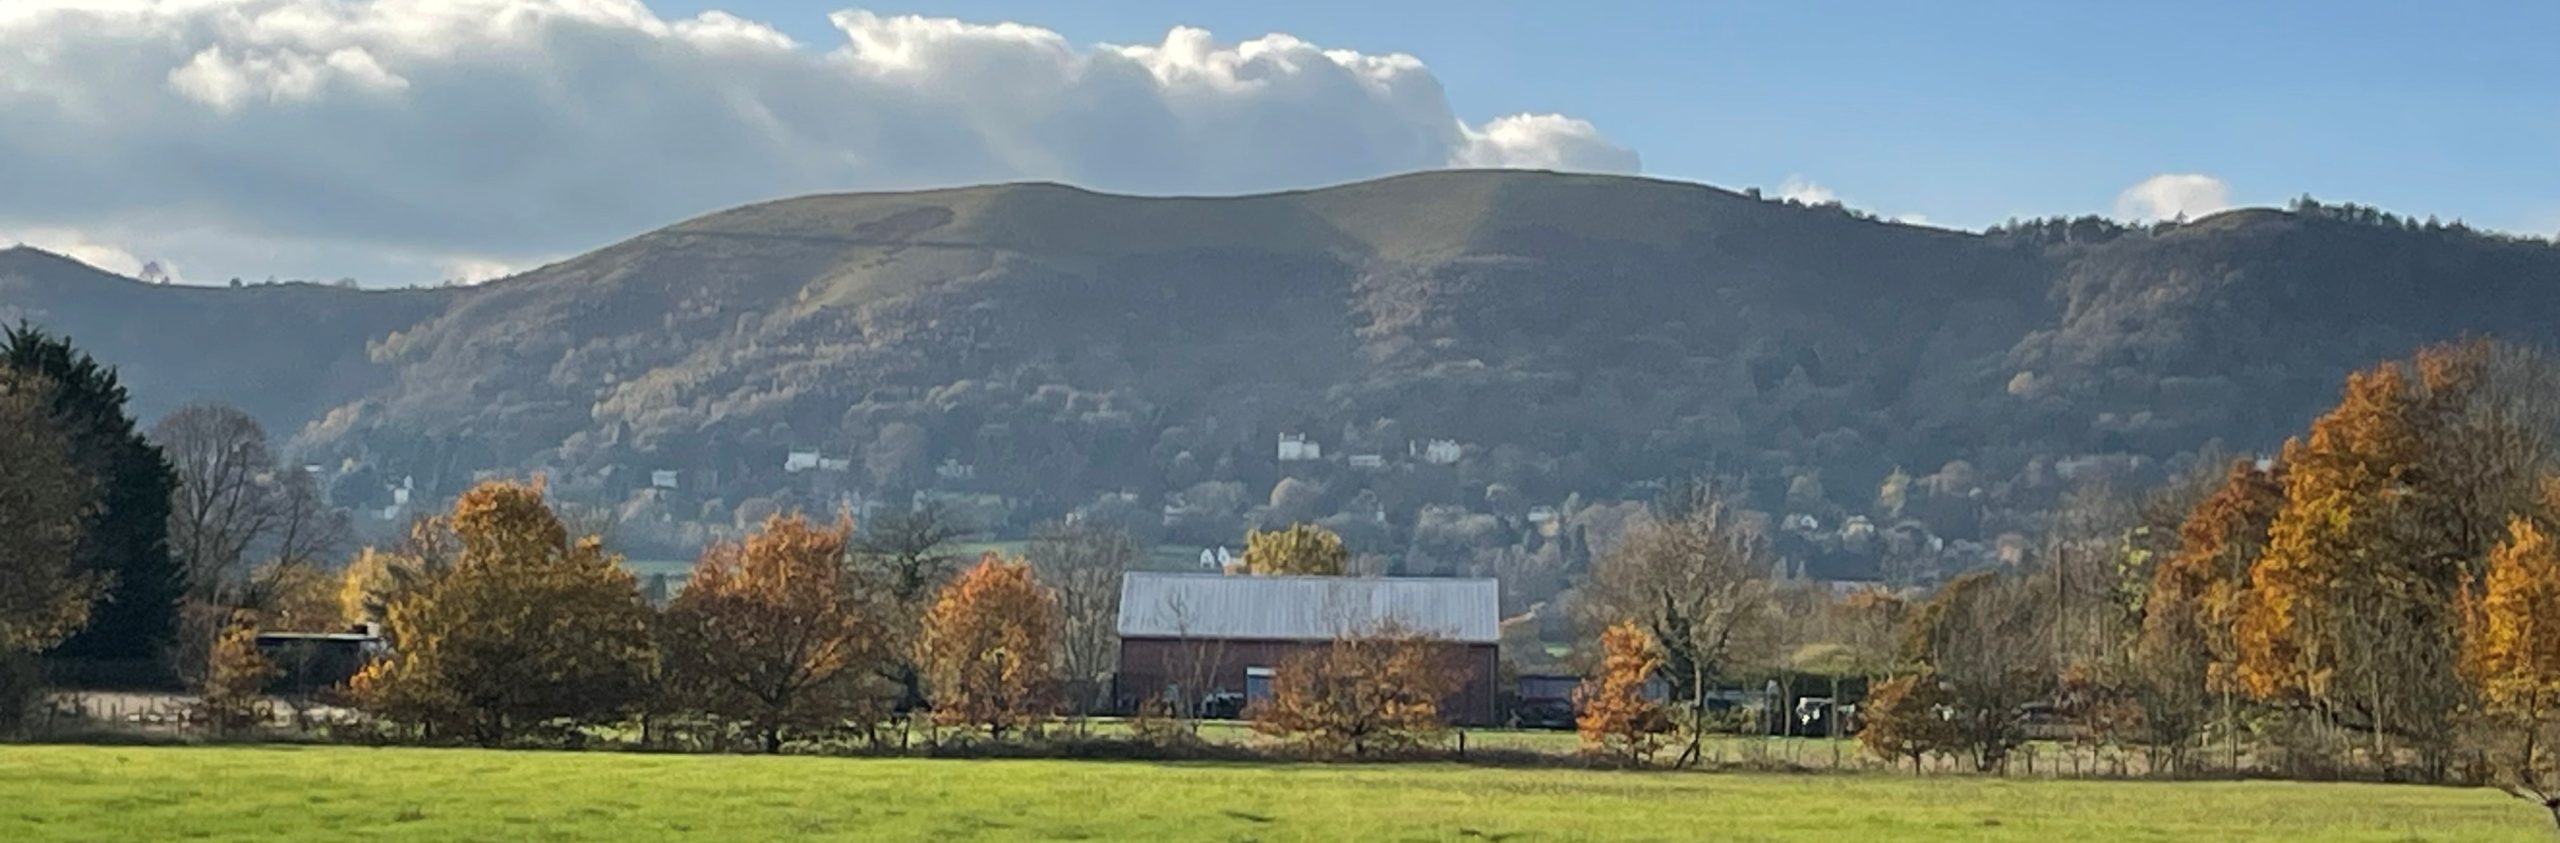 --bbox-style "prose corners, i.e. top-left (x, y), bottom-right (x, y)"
top-left (1114, 573), bottom-right (1502, 725)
